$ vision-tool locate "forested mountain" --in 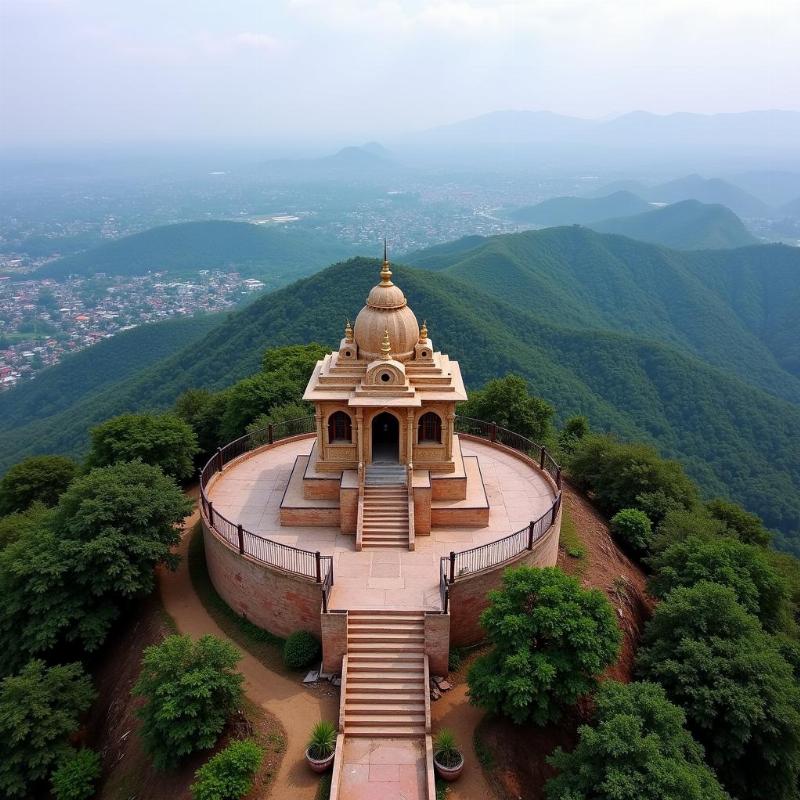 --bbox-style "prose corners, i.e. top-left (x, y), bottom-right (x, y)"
top-left (508, 191), bottom-right (650, 225)
top-left (1, 252), bottom-right (798, 553)
top-left (590, 200), bottom-right (758, 249)
top-left (31, 220), bottom-right (355, 283)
